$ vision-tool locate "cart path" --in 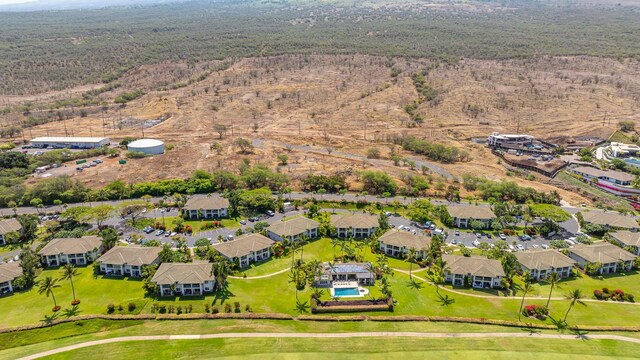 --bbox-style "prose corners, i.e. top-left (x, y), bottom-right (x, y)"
top-left (17, 331), bottom-right (640, 359)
